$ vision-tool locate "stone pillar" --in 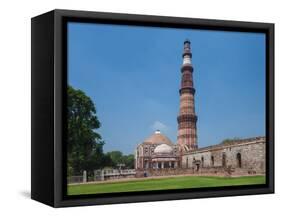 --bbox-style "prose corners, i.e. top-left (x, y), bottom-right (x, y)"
top-left (101, 169), bottom-right (104, 181)
top-left (83, 170), bottom-right (87, 183)
top-left (175, 162), bottom-right (178, 168)
top-left (169, 161), bottom-right (171, 168)
top-left (161, 162), bottom-right (164, 169)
